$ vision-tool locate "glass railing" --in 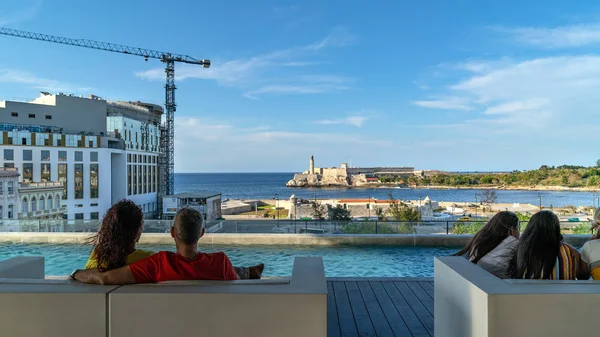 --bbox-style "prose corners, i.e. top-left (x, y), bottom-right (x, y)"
top-left (0, 219), bottom-right (594, 235)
